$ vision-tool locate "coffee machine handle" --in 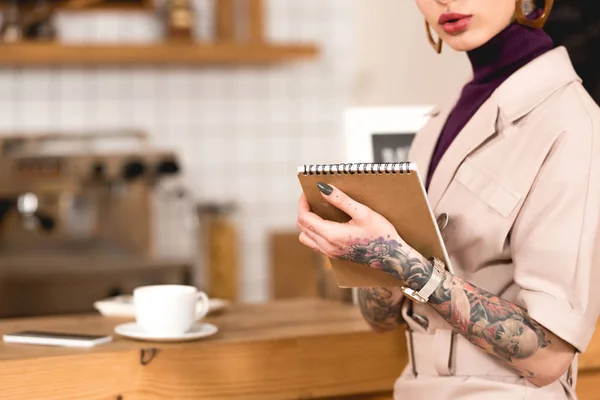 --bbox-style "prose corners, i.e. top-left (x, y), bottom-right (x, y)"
top-left (194, 291), bottom-right (210, 321)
